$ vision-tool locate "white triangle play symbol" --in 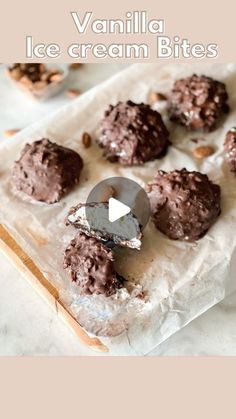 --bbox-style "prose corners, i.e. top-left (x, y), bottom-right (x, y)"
top-left (108, 197), bottom-right (131, 223)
